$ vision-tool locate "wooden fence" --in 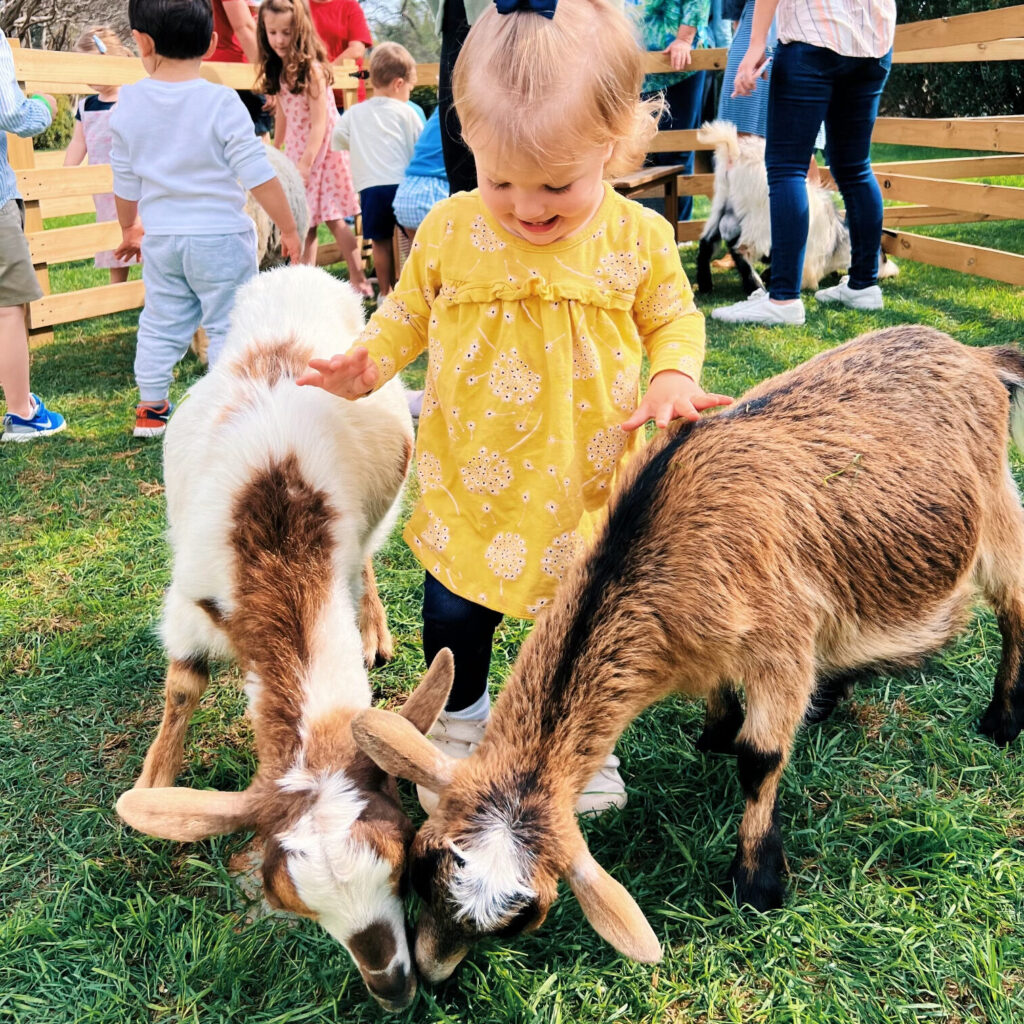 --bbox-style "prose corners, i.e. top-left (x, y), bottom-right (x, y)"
top-left (6, 5), bottom-right (1023, 346)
